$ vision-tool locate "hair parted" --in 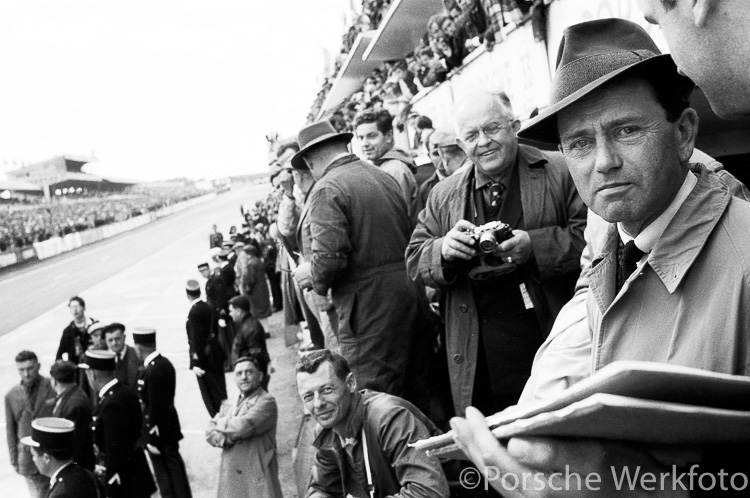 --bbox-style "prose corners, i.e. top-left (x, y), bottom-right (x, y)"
top-left (295, 349), bottom-right (351, 381)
